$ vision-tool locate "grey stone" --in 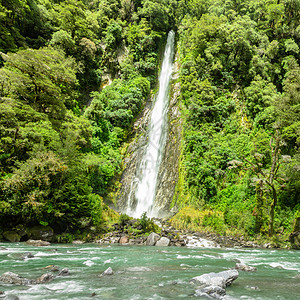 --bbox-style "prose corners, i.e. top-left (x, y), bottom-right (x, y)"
top-left (4, 295), bottom-right (20, 300)
top-left (235, 263), bottom-right (257, 272)
top-left (26, 239), bottom-right (50, 246)
top-left (20, 252), bottom-right (34, 260)
top-left (195, 285), bottom-right (226, 299)
top-left (146, 232), bottom-right (160, 246)
top-left (72, 240), bottom-right (85, 244)
top-left (101, 267), bottom-right (113, 276)
top-left (0, 272), bottom-right (33, 285)
top-left (191, 270), bottom-right (239, 289)
top-left (35, 273), bottom-right (54, 284)
top-left (155, 237), bottom-right (170, 247)
top-left (58, 268), bottom-right (69, 276)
